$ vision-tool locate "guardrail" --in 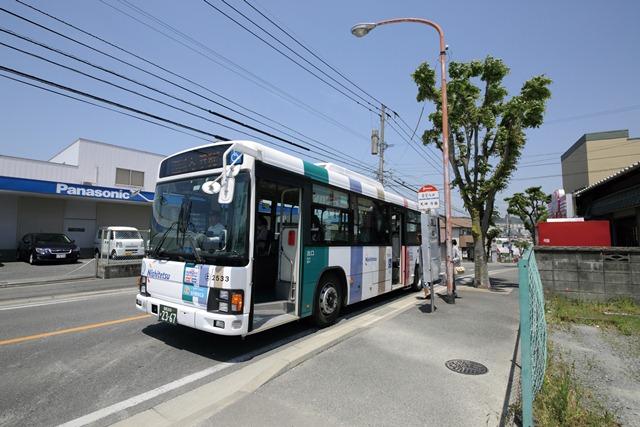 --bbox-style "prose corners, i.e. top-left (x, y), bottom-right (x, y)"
top-left (518, 248), bottom-right (547, 427)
